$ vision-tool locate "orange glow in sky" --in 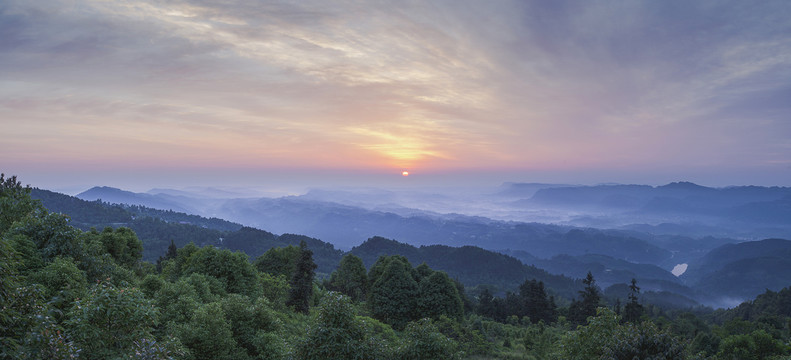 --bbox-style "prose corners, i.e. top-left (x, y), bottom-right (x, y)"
top-left (2, 0), bottom-right (790, 190)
